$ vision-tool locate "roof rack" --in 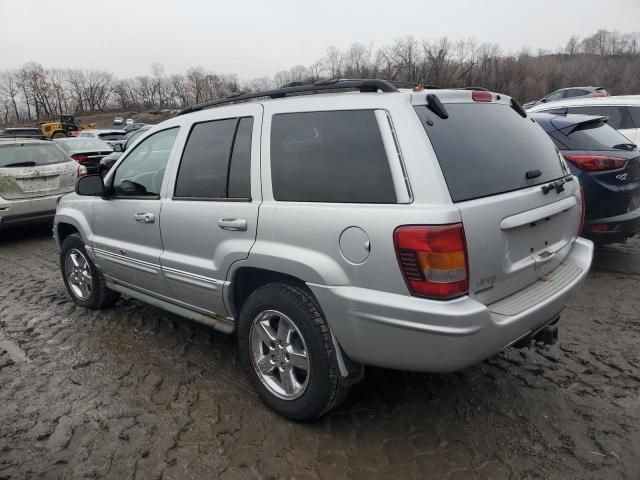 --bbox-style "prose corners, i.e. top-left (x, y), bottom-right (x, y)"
top-left (176, 78), bottom-right (398, 116)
